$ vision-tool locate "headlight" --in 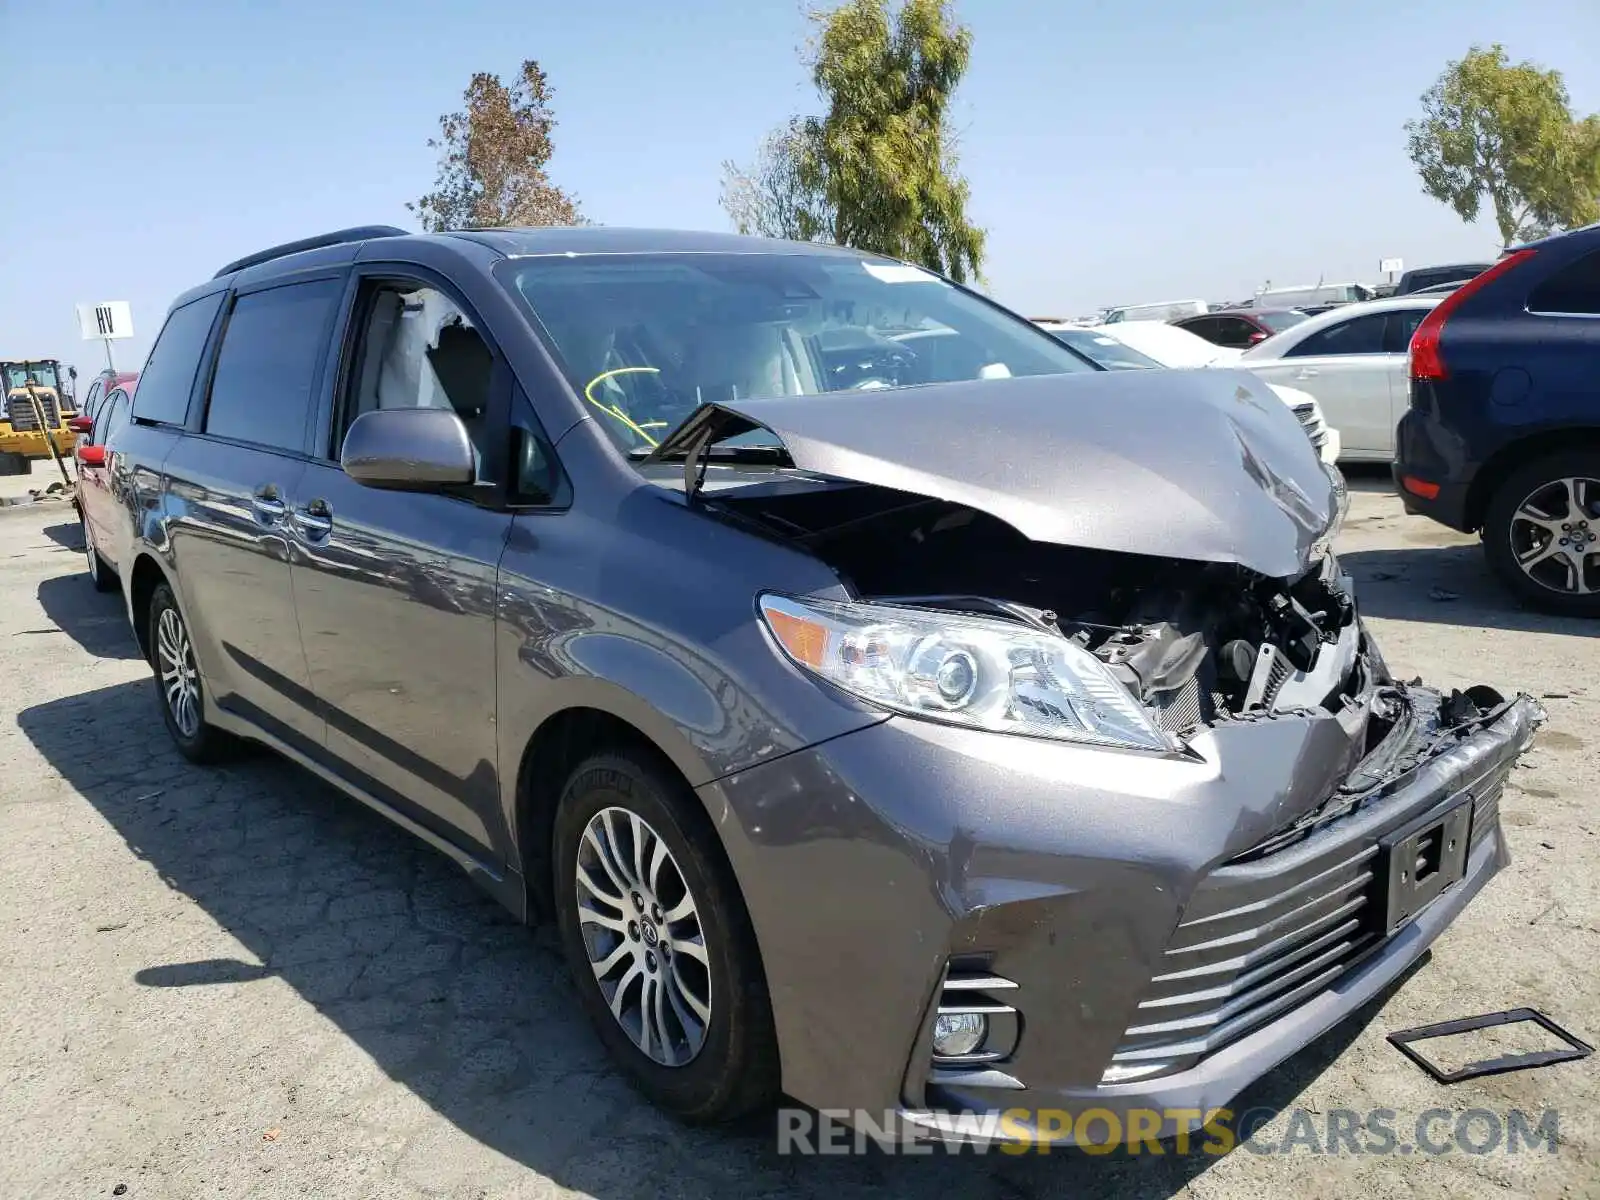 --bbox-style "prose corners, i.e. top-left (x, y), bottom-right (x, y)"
top-left (1325, 460), bottom-right (1350, 531)
top-left (1310, 460), bottom-right (1349, 562)
top-left (758, 594), bottom-right (1172, 752)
